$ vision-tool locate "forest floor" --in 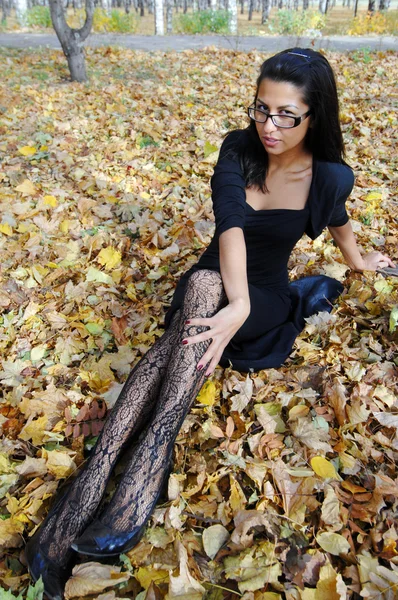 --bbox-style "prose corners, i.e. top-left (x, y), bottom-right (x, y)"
top-left (0, 46), bottom-right (398, 600)
top-left (0, 31), bottom-right (397, 51)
